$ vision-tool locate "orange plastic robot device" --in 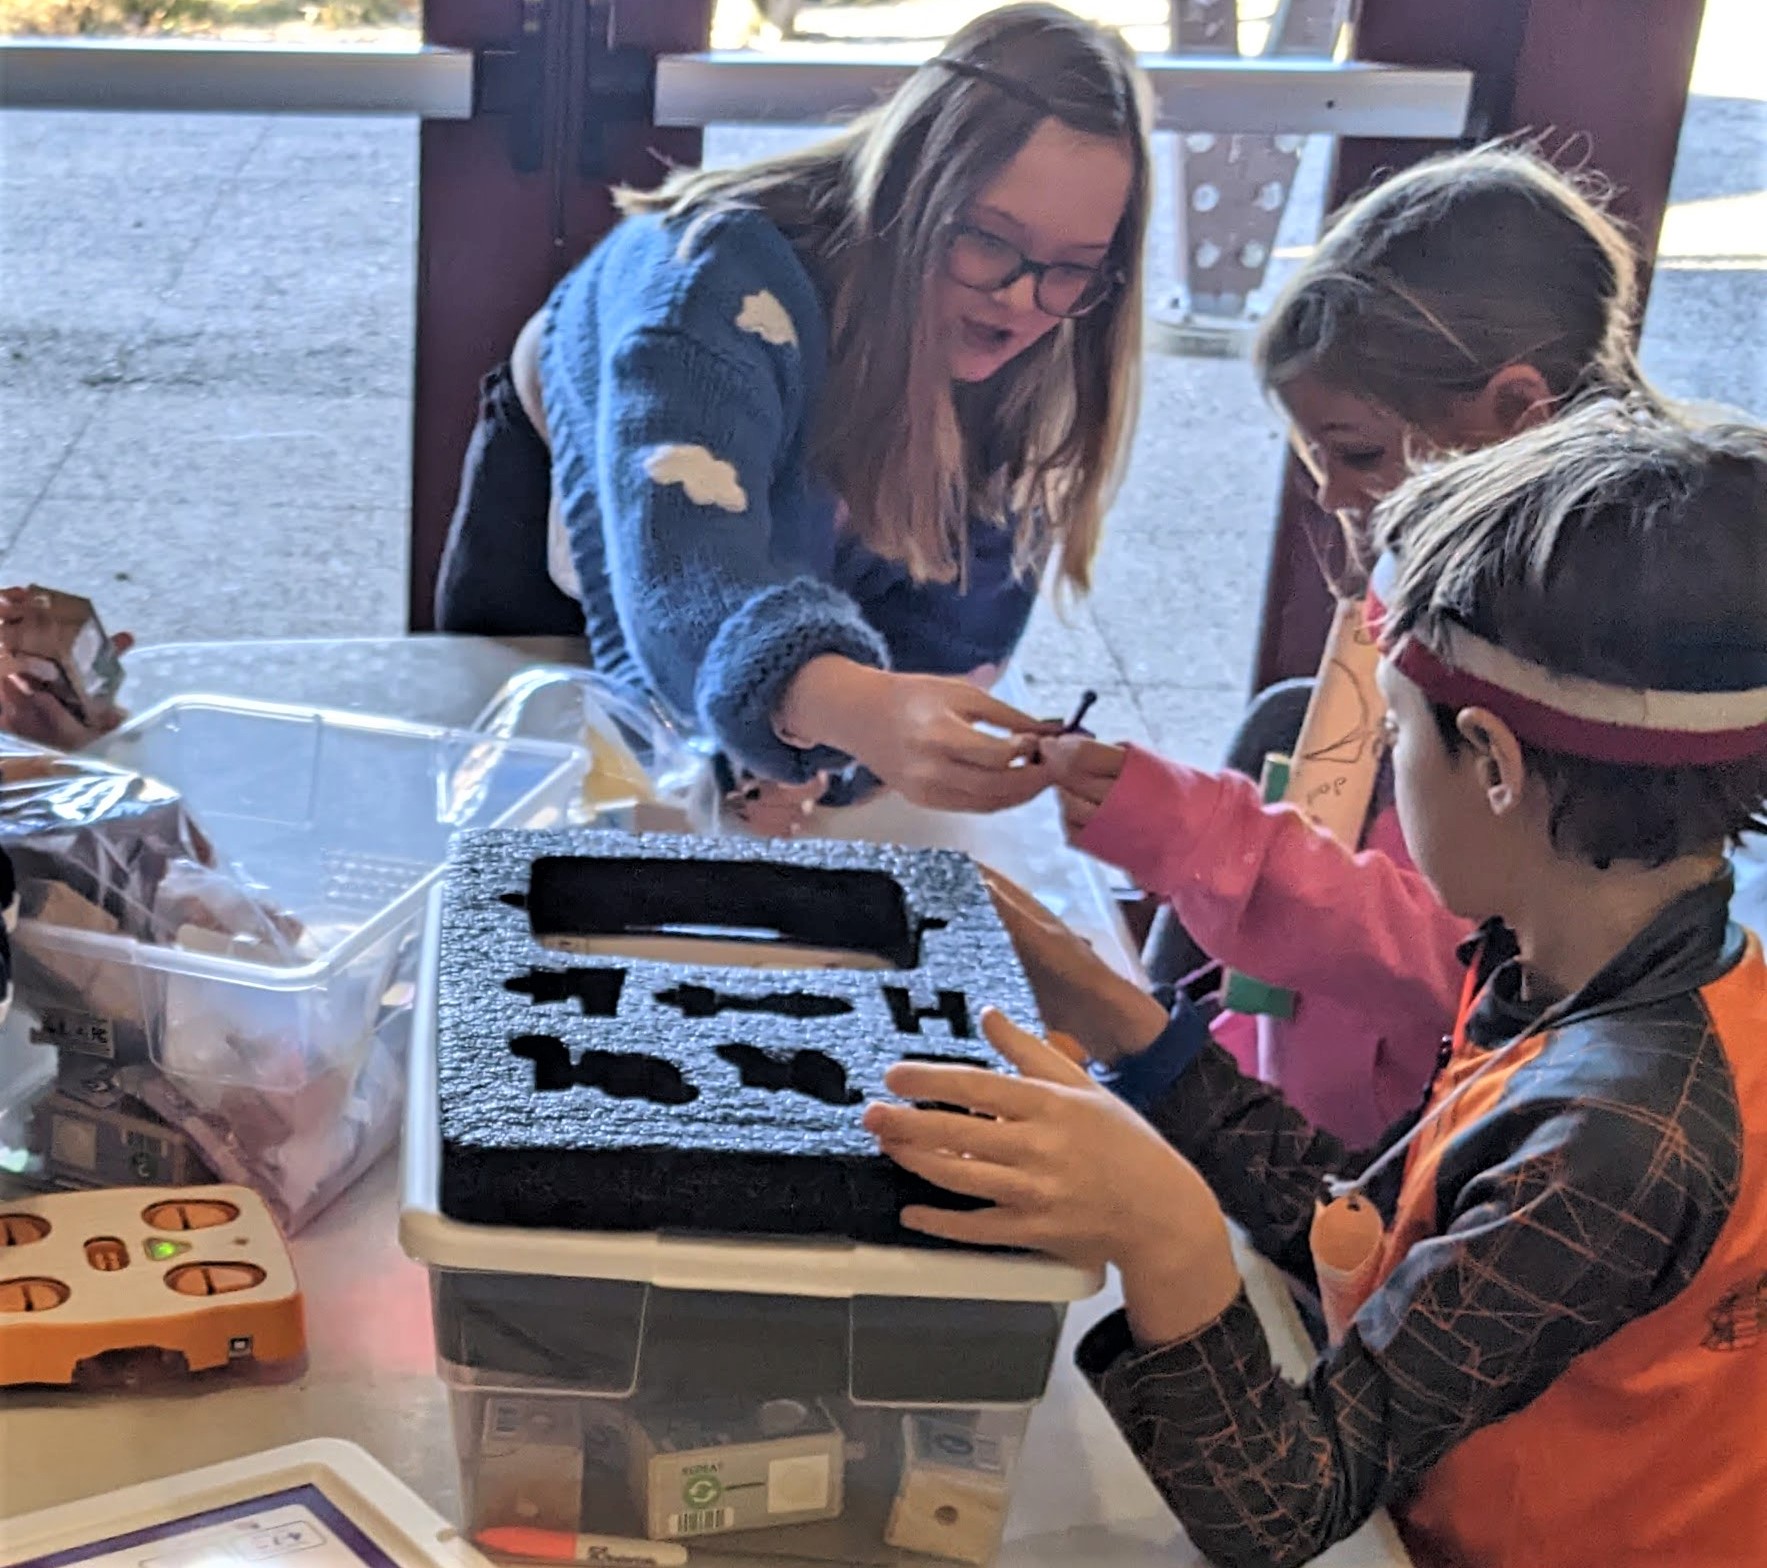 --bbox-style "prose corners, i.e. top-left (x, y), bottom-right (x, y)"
top-left (0, 1185), bottom-right (305, 1386)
